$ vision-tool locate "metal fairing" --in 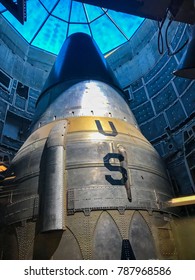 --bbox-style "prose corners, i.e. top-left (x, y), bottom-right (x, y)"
top-left (0, 33), bottom-right (194, 259)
